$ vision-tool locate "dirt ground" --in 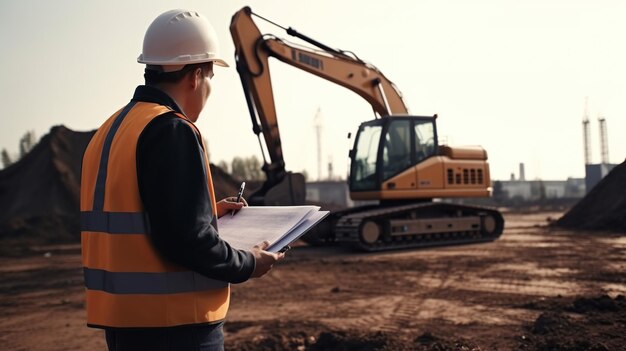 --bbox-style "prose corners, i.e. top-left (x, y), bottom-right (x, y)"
top-left (1, 210), bottom-right (625, 351)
